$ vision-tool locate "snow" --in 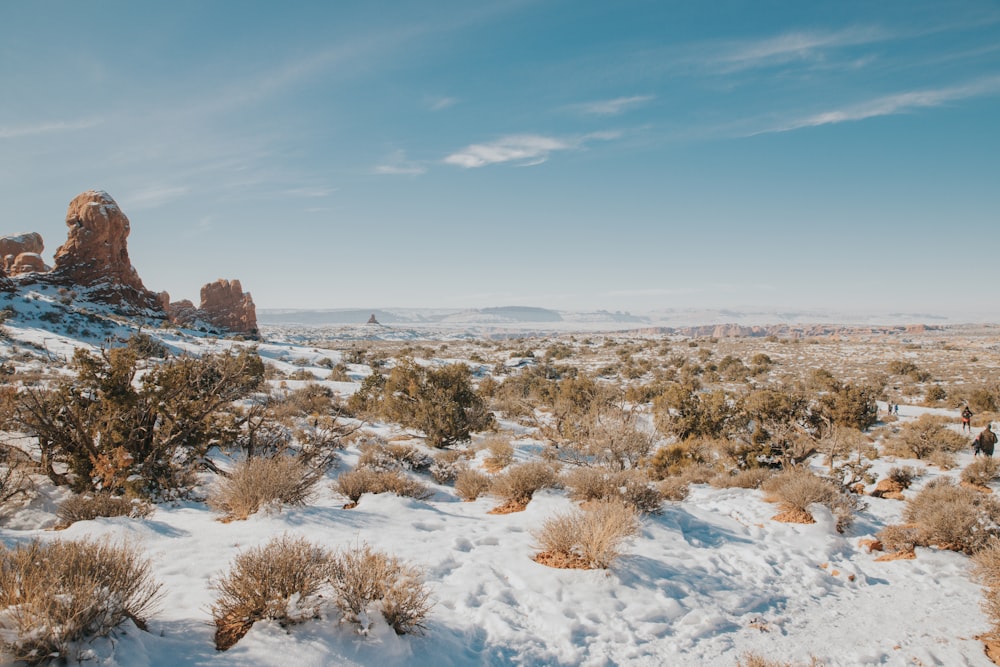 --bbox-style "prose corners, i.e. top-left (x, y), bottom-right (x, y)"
top-left (0, 305), bottom-right (997, 666)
